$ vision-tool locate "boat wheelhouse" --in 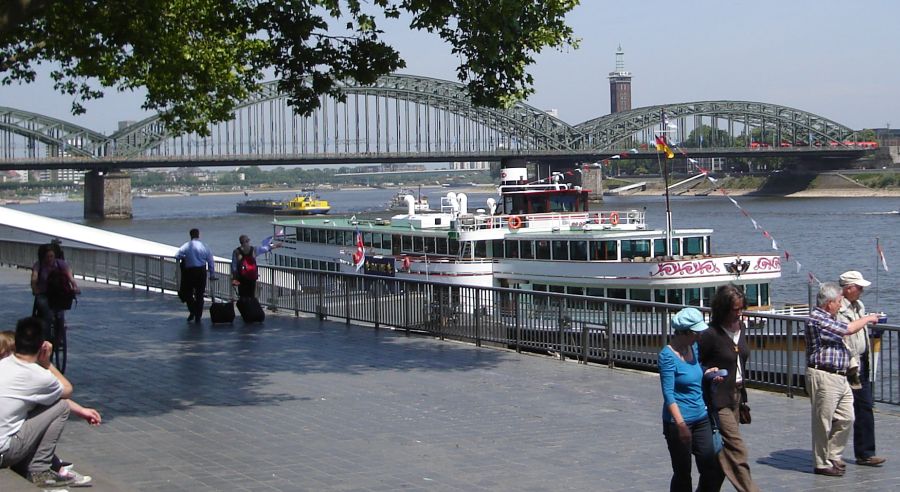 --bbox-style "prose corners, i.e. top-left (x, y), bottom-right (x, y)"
top-left (276, 192), bottom-right (331, 215)
top-left (270, 167), bottom-right (780, 310)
